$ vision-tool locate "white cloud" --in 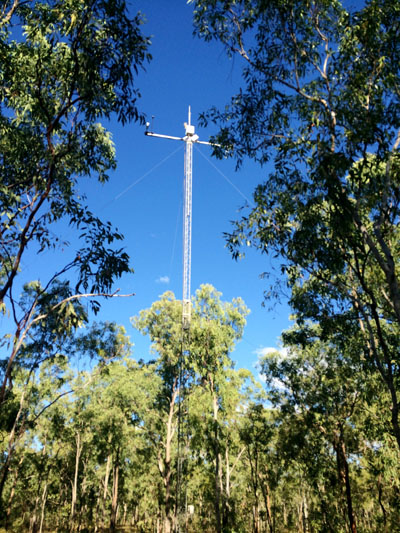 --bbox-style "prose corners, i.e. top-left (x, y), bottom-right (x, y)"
top-left (254, 346), bottom-right (288, 359)
top-left (253, 346), bottom-right (289, 388)
top-left (156, 275), bottom-right (170, 284)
